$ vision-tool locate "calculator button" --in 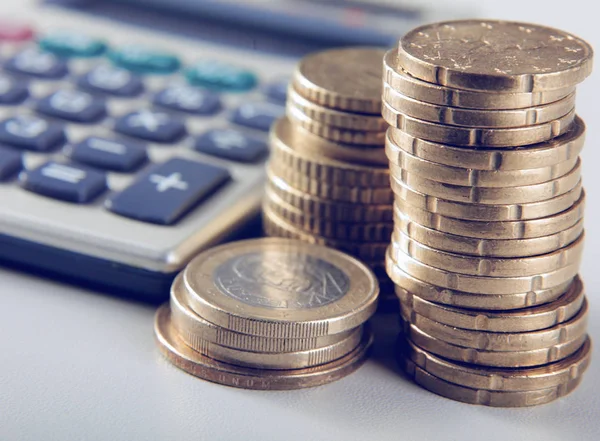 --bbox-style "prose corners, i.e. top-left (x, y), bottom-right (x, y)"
top-left (0, 75), bottom-right (28, 105)
top-left (0, 20), bottom-right (34, 42)
top-left (264, 79), bottom-right (288, 103)
top-left (114, 110), bottom-right (186, 143)
top-left (70, 137), bottom-right (147, 172)
top-left (36, 89), bottom-right (107, 123)
top-left (20, 161), bottom-right (107, 203)
top-left (0, 115), bottom-right (65, 151)
top-left (0, 145), bottom-right (22, 180)
top-left (153, 85), bottom-right (221, 115)
top-left (106, 158), bottom-right (230, 225)
top-left (78, 65), bottom-right (144, 97)
top-left (4, 49), bottom-right (68, 79)
top-left (194, 129), bottom-right (267, 163)
top-left (230, 102), bottom-right (284, 131)
top-left (185, 61), bottom-right (257, 92)
top-left (39, 32), bottom-right (107, 58)
top-left (109, 46), bottom-right (181, 74)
